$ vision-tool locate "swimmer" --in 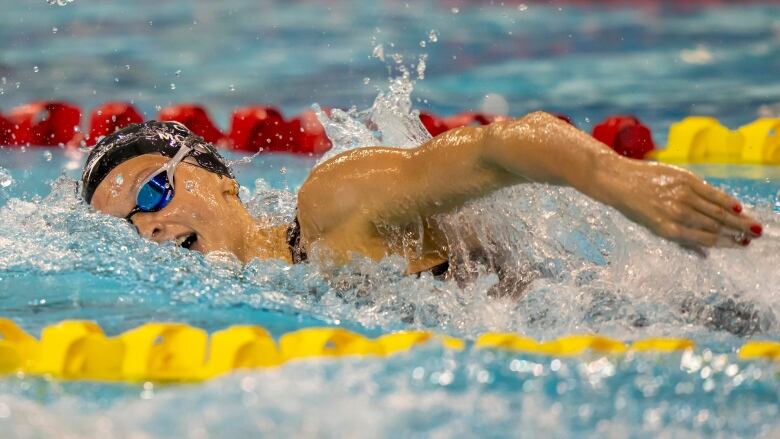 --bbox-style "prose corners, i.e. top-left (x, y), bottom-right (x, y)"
top-left (82, 114), bottom-right (763, 277)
